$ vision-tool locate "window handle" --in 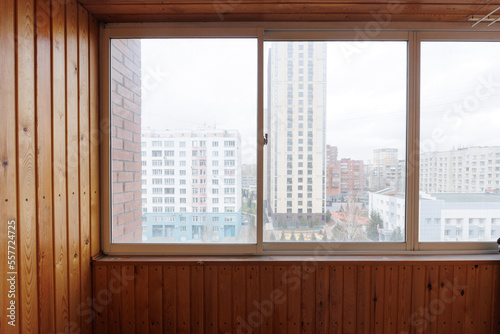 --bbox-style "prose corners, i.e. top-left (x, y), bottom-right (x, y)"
top-left (263, 133), bottom-right (268, 145)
